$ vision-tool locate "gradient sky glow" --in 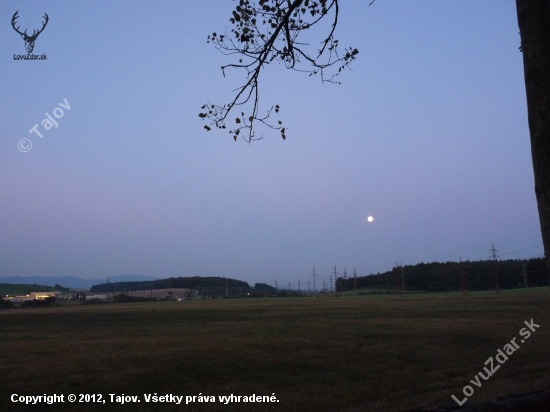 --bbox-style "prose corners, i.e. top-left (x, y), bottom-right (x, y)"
top-left (0, 1), bottom-right (543, 288)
